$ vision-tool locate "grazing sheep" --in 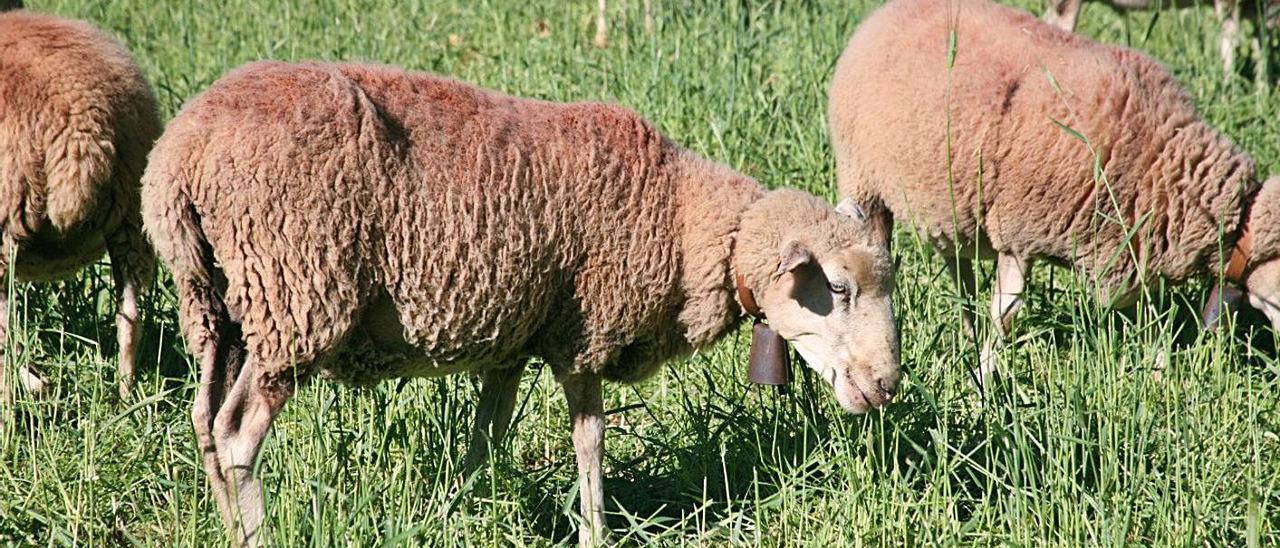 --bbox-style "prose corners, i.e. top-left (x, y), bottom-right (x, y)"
top-left (0, 9), bottom-right (159, 398)
top-left (829, 0), bottom-right (1255, 374)
top-left (1045, 0), bottom-right (1278, 84)
top-left (142, 60), bottom-right (901, 546)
